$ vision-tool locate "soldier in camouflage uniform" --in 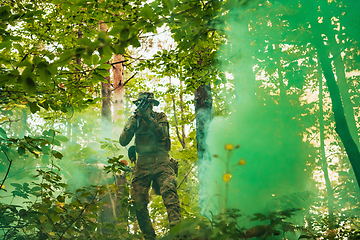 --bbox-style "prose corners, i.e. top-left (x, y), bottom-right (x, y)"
top-left (119, 92), bottom-right (181, 240)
